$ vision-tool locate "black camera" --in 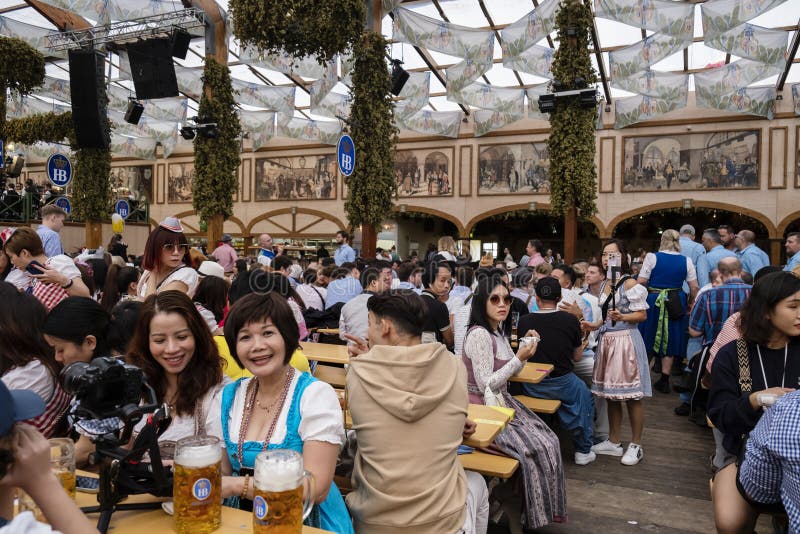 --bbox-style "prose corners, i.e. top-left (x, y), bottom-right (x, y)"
top-left (61, 357), bottom-right (145, 417)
